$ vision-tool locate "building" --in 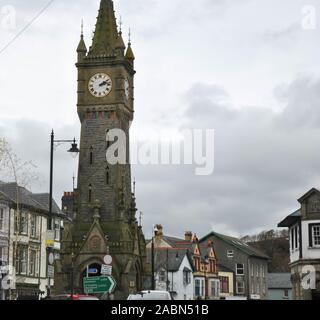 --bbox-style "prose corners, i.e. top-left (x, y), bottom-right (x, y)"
top-left (147, 249), bottom-right (194, 300)
top-left (146, 225), bottom-right (220, 300)
top-left (278, 188), bottom-right (320, 300)
top-left (55, 0), bottom-right (147, 300)
top-left (0, 182), bottom-right (64, 300)
top-left (218, 264), bottom-right (234, 299)
top-left (267, 273), bottom-right (292, 300)
top-left (200, 231), bottom-right (269, 300)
